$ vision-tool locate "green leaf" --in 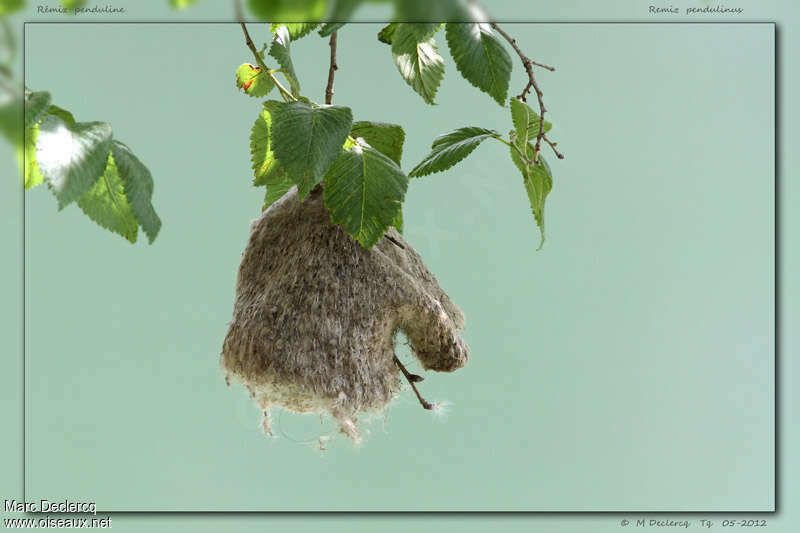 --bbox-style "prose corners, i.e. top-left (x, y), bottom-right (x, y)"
top-left (77, 154), bottom-right (139, 243)
top-left (350, 121), bottom-right (404, 165)
top-left (169, 0), bottom-right (198, 9)
top-left (391, 0), bottom-right (462, 23)
top-left (0, 87), bottom-right (22, 148)
top-left (60, 0), bottom-right (87, 8)
top-left (263, 173), bottom-right (295, 210)
top-left (111, 140), bottom-right (162, 244)
top-left (24, 90), bottom-right (51, 129)
top-left (250, 101), bottom-right (284, 186)
top-left (249, 0), bottom-right (326, 21)
top-left (0, 0), bottom-right (24, 16)
top-left (409, 126), bottom-right (501, 177)
top-left (391, 24), bottom-right (445, 105)
top-left (323, 141), bottom-right (408, 248)
top-left (377, 23), bottom-right (397, 44)
top-left (36, 115), bottom-right (112, 209)
top-left (392, 207), bottom-right (403, 234)
top-left (404, 23), bottom-right (443, 41)
top-left (269, 26), bottom-right (300, 97)
top-left (319, 23), bottom-right (346, 37)
top-left (24, 124), bottom-right (44, 190)
top-left (270, 22), bottom-right (318, 40)
top-left (446, 22), bottom-right (512, 106)
top-left (510, 144), bottom-right (552, 250)
top-left (235, 63), bottom-right (274, 98)
top-left (510, 97), bottom-right (552, 149)
top-left (45, 104), bottom-right (76, 126)
top-left (318, 0), bottom-right (364, 36)
top-left (270, 100), bottom-right (353, 200)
